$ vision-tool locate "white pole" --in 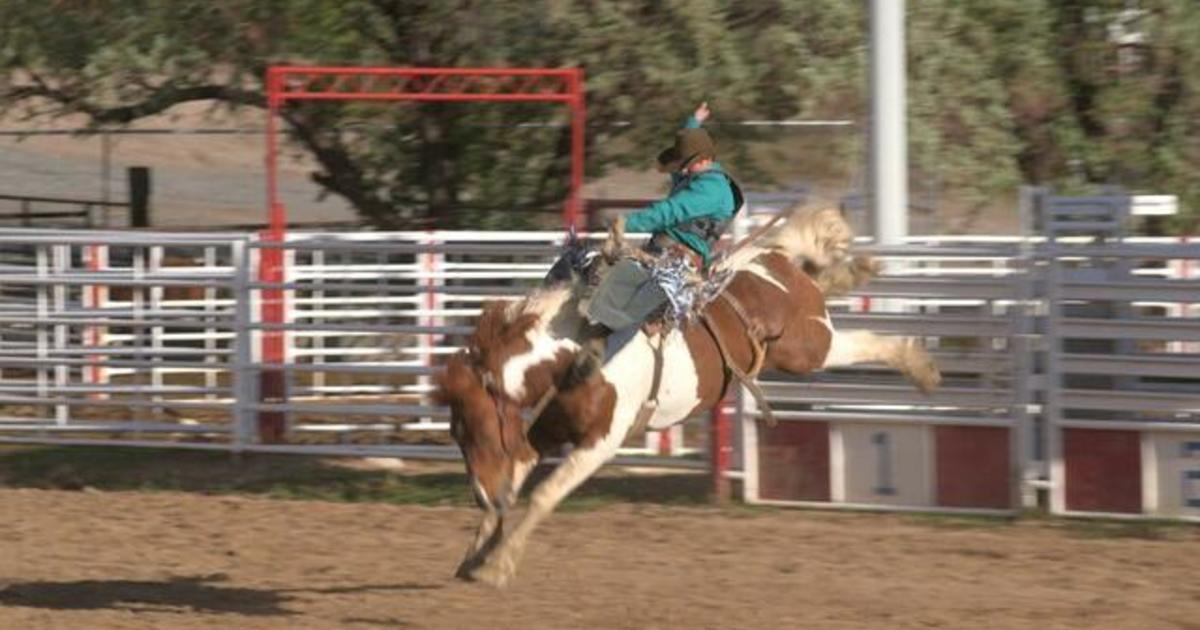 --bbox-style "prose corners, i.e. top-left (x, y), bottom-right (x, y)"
top-left (101, 132), bottom-right (112, 227)
top-left (869, 0), bottom-right (909, 246)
